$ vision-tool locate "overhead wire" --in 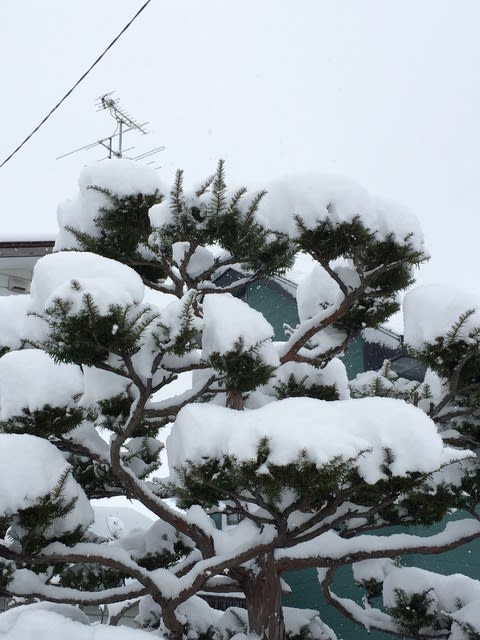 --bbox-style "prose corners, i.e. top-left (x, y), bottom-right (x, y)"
top-left (0, 0), bottom-right (152, 170)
